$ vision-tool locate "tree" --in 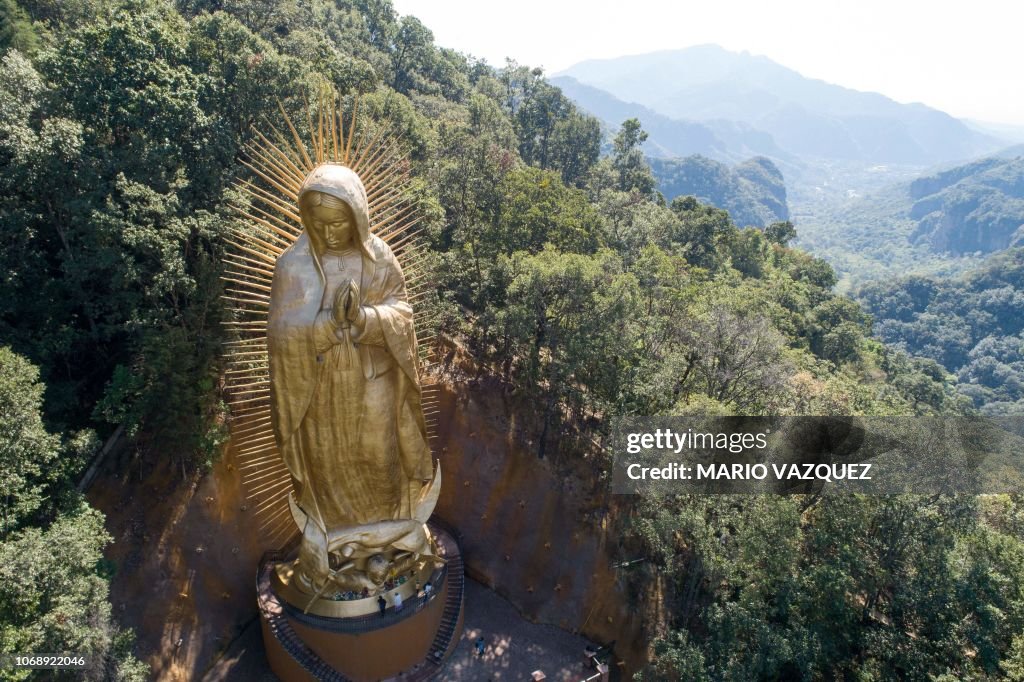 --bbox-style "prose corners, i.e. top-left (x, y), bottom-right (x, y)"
top-left (351, 0), bottom-right (397, 51)
top-left (0, 505), bottom-right (148, 681)
top-left (497, 62), bottom-right (599, 185)
top-left (797, 494), bottom-right (981, 678)
top-left (549, 109), bottom-right (600, 188)
top-left (790, 251), bottom-right (838, 290)
top-left (666, 195), bottom-right (738, 272)
top-left (0, 0), bottom-right (42, 55)
top-left (683, 302), bottom-right (791, 411)
top-left (492, 167), bottom-right (604, 256)
top-left (222, 0), bottom-right (299, 38)
top-left (635, 632), bottom-right (709, 681)
top-left (494, 247), bottom-right (638, 456)
top-left (765, 220), bottom-right (797, 246)
top-left (389, 14), bottom-right (432, 94)
top-left (0, 6), bottom-right (231, 463)
top-left (0, 348), bottom-right (139, 679)
top-left (613, 118), bottom-right (646, 158)
top-left (612, 118), bottom-right (656, 195)
top-left (0, 347), bottom-right (60, 534)
top-left (186, 11), bottom-right (308, 144)
top-left (808, 297), bottom-right (871, 365)
top-left (731, 227), bottom-right (770, 278)
top-left (15, 0), bottom-right (104, 28)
